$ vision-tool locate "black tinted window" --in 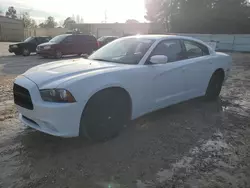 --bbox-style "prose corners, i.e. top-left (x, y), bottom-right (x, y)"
top-left (78, 35), bottom-right (96, 42)
top-left (151, 40), bottom-right (183, 63)
top-left (50, 35), bottom-right (68, 43)
top-left (183, 40), bottom-right (209, 59)
top-left (64, 36), bottom-right (73, 43)
top-left (43, 37), bottom-right (51, 42)
top-left (37, 37), bottom-right (50, 43)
